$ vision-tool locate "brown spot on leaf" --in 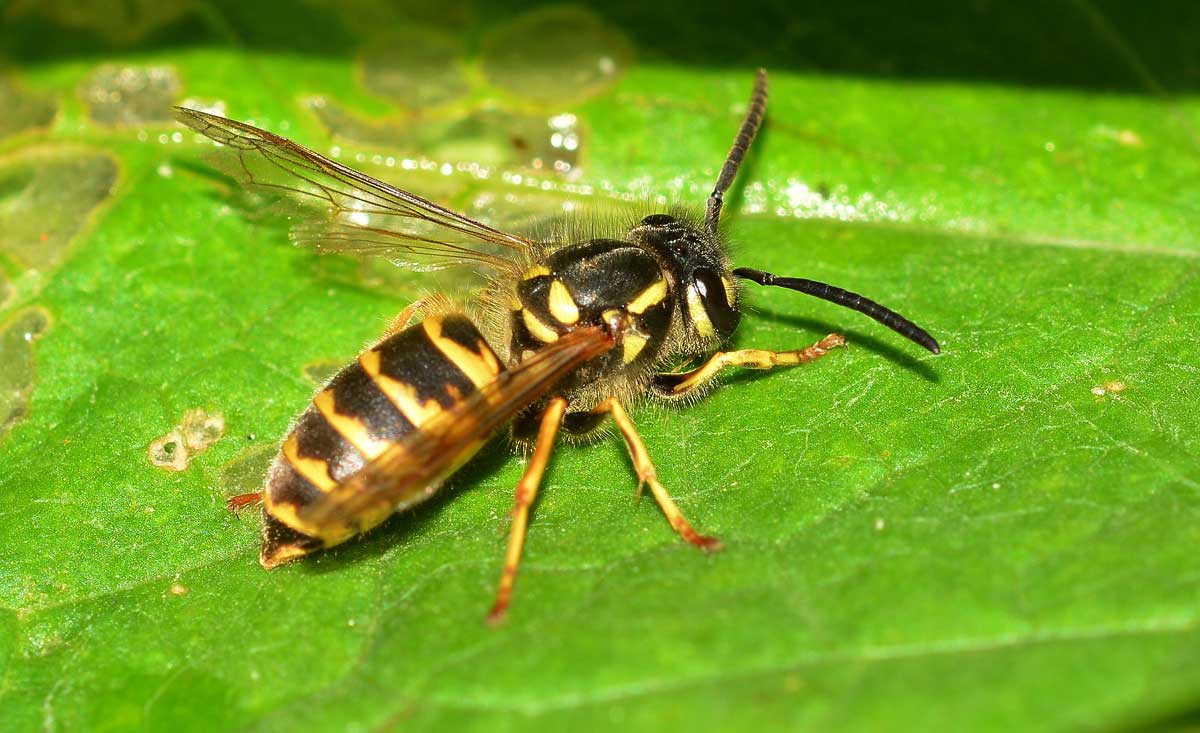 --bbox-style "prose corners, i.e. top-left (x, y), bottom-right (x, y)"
top-left (148, 408), bottom-right (226, 472)
top-left (148, 430), bottom-right (188, 472)
top-left (1091, 380), bottom-right (1128, 397)
top-left (1117, 130), bottom-right (1143, 147)
top-left (180, 408), bottom-right (225, 452)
